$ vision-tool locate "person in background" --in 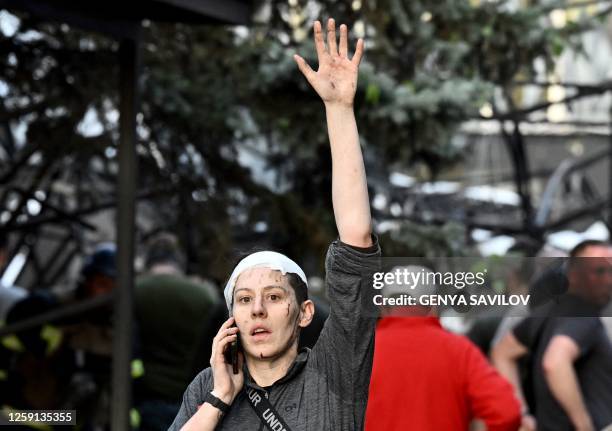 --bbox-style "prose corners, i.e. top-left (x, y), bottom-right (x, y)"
top-left (492, 240), bottom-right (612, 431)
top-left (0, 233), bottom-right (71, 425)
top-left (134, 233), bottom-right (221, 431)
top-left (3, 290), bottom-right (66, 412)
top-left (468, 241), bottom-right (538, 356)
top-left (61, 242), bottom-right (118, 431)
top-left (63, 243), bottom-right (117, 365)
top-left (365, 266), bottom-right (521, 431)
